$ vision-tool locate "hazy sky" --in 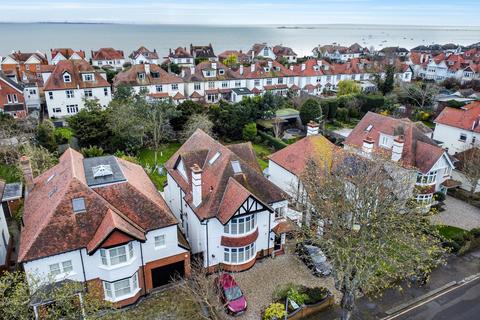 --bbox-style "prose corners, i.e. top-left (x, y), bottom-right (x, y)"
top-left (0, 0), bottom-right (479, 26)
